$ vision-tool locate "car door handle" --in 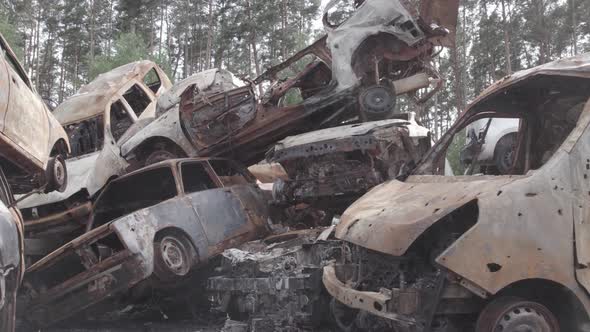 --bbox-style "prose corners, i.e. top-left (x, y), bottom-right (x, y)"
top-left (11, 76), bottom-right (17, 85)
